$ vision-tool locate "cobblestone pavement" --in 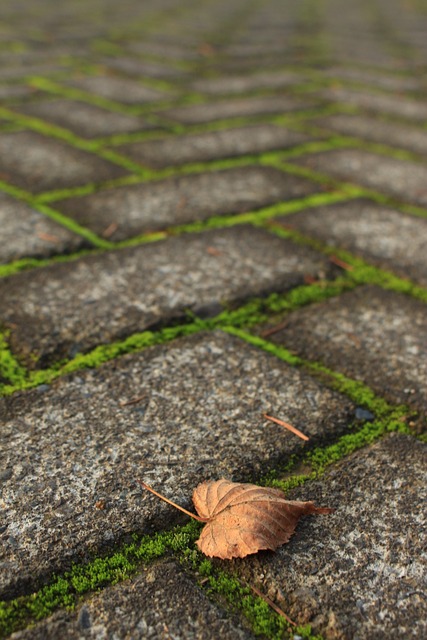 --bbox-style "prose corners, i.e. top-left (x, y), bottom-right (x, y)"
top-left (0, 1), bottom-right (426, 638)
